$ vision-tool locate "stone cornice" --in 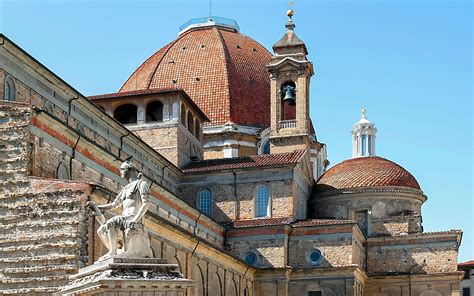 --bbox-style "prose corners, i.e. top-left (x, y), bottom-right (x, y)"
top-left (312, 186), bottom-right (427, 204)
